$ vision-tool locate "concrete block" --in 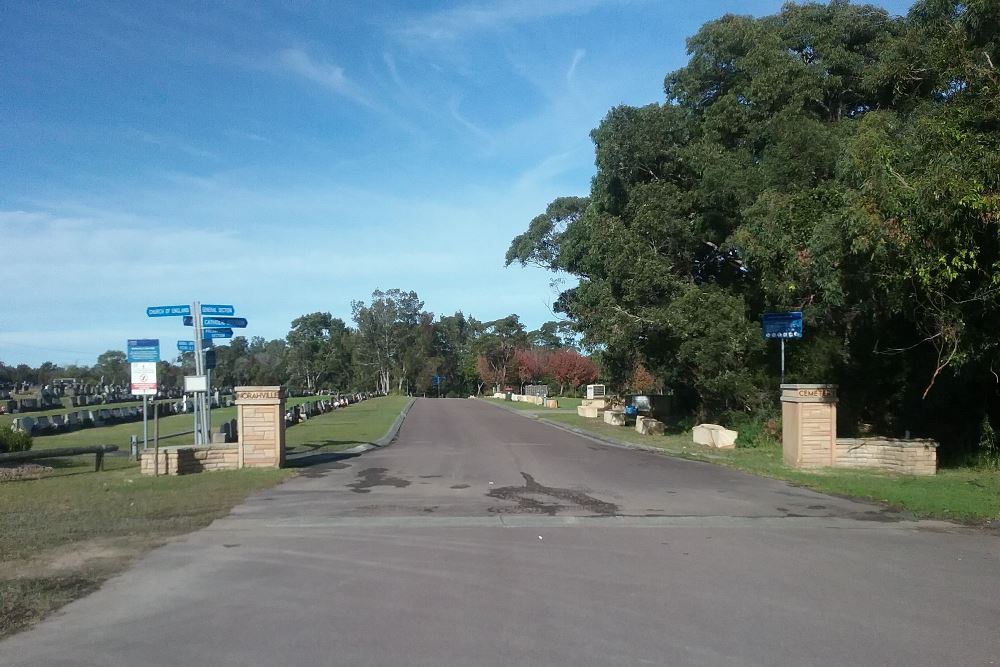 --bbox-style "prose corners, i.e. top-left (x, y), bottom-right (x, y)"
top-left (577, 406), bottom-right (602, 419)
top-left (693, 424), bottom-right (738, 448)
